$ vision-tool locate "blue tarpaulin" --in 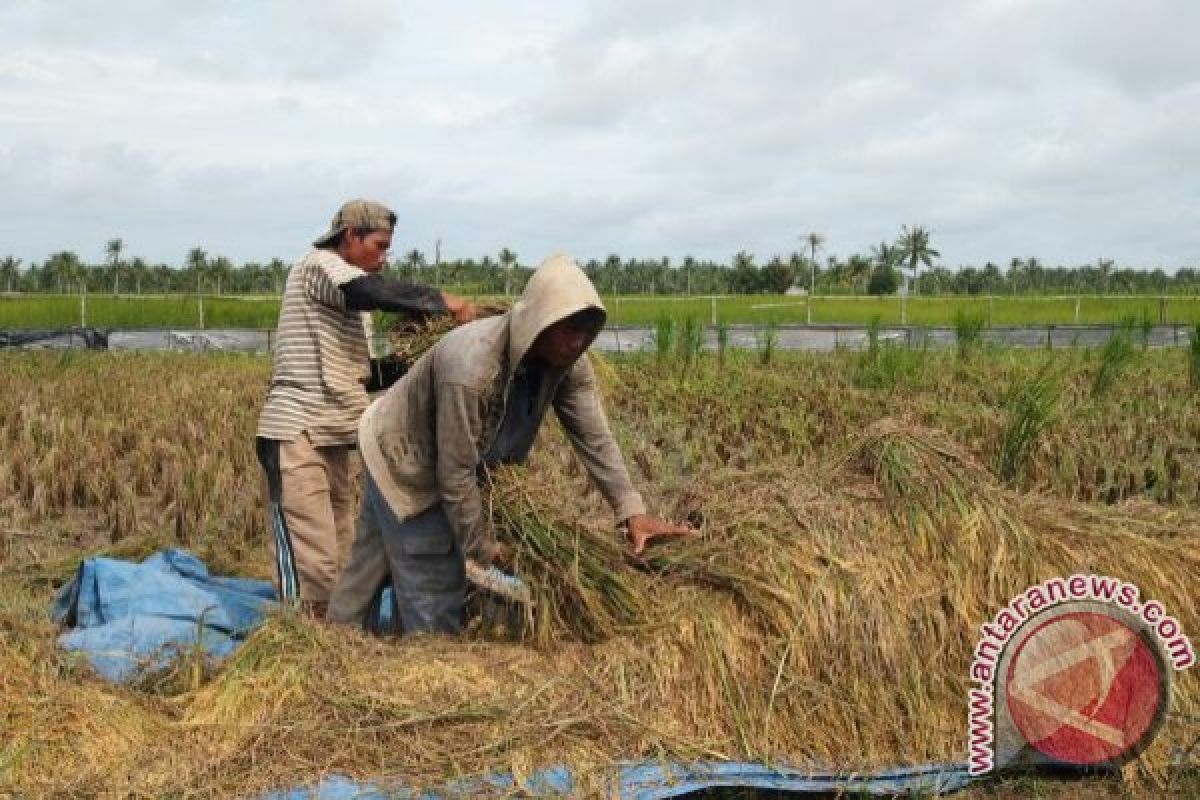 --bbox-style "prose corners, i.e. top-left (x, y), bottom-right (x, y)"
top-left (265, 761), bottom-right (973, 798)
top-left (52, 550), bottom-right (975, 797)
top-left (51, 548), bottom-right (276, 682)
